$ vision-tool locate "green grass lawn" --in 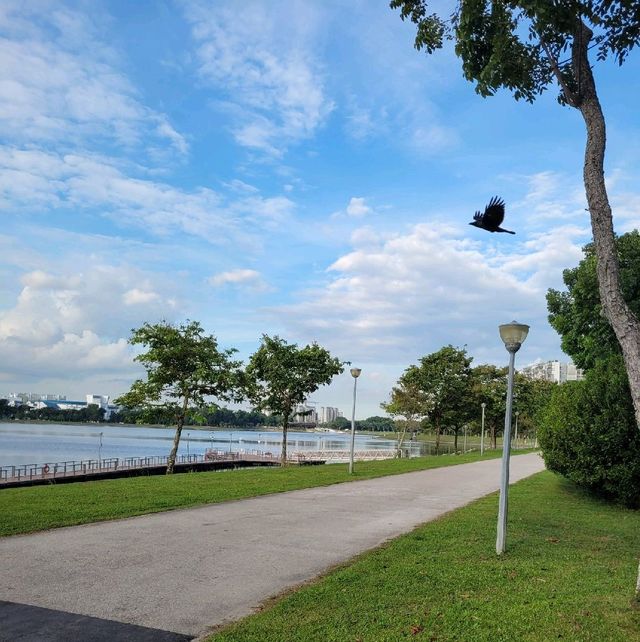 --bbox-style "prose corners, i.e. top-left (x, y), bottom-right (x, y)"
top-left (0, 450), bottom-right (518, 537)
top-left (208, 471), bottom-right (640, 642)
